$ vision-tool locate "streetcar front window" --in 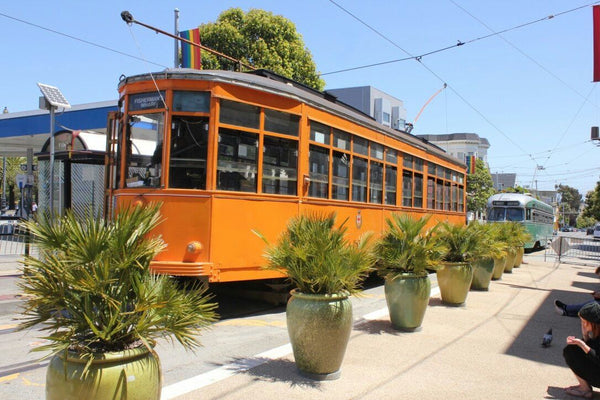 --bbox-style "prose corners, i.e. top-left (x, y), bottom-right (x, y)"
top-left (506, 207), bottom-right (525, 221)
top-left (488, 207), bottom-right (505, 221)
top-left (125, 113), bottom-right (164, 188)
top-left (169, 116), bottom-right (209, 189)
